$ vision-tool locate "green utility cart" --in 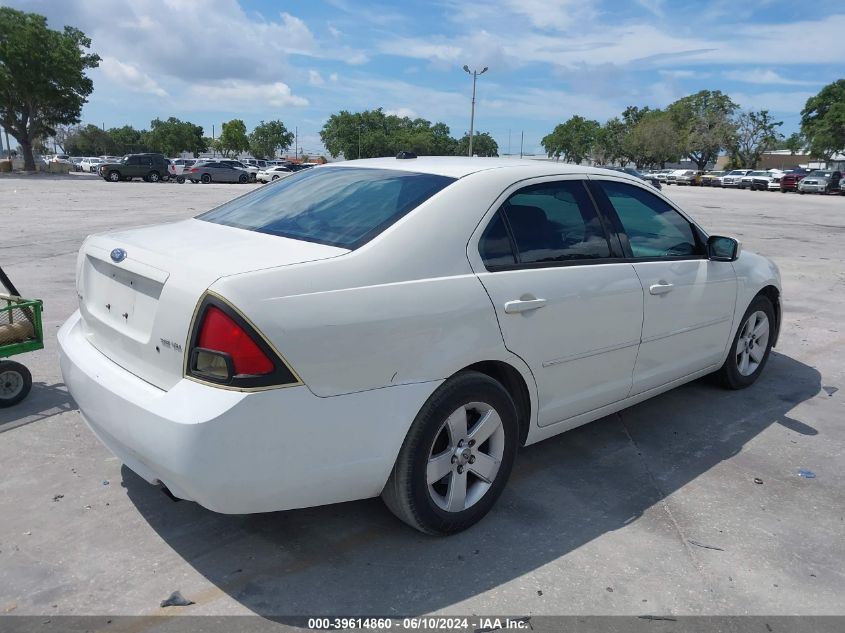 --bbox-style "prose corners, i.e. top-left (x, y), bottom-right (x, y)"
top-left (0, 266), bottom-right (44, 407)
